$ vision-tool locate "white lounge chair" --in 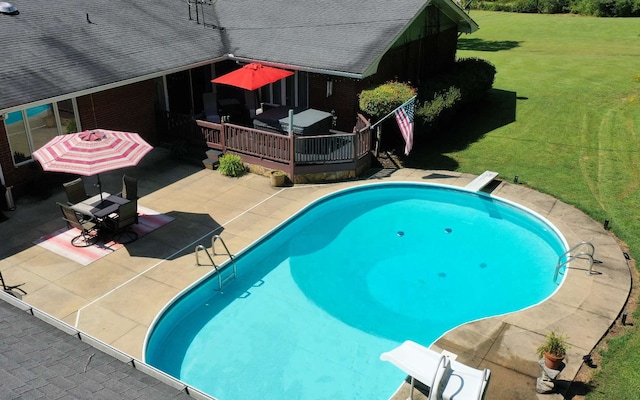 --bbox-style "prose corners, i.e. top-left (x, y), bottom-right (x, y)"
top-left (380, 340), bottom-right (491, 400)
